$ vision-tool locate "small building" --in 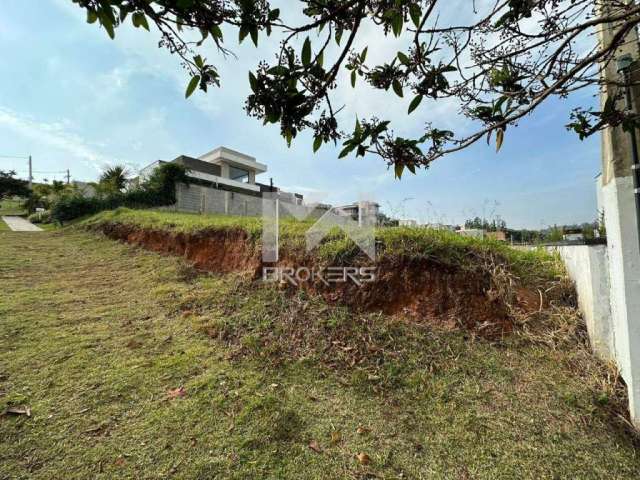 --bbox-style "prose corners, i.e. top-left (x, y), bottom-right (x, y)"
top-left (399, 219), bottom-right (418, 227)
top-left (334, 201), bottom-right (380, 225)
top-left (456, 227), bottom-right (486, 239)
top-left (425, 223), bottom-right (457, 231)
top-left (563, 228), bottom-right (585, 242)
